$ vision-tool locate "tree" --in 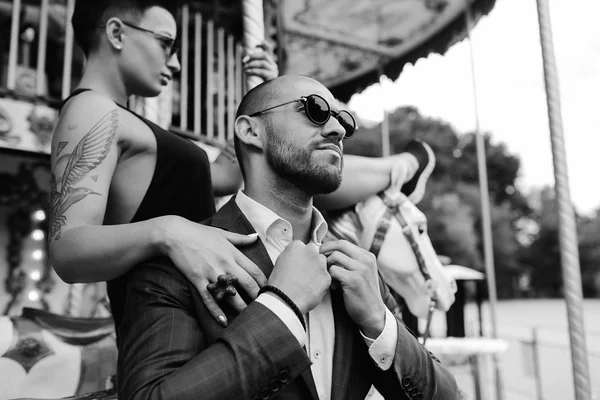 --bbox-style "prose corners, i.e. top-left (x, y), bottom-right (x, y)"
top-left (522, 187), bottom-right (600, 297)
top-left (346, 105), bottom-right (600, 298)
top-left (518, 188), bottom-right (562, 297)
top-left (347, 107), bottom-right (530, 215)
top-left (346, 106), bottom-right (530, 297)
top-left (578, 212), bottom-right (600, 297)
top-left (417, 181), bottom-right (482, 269)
